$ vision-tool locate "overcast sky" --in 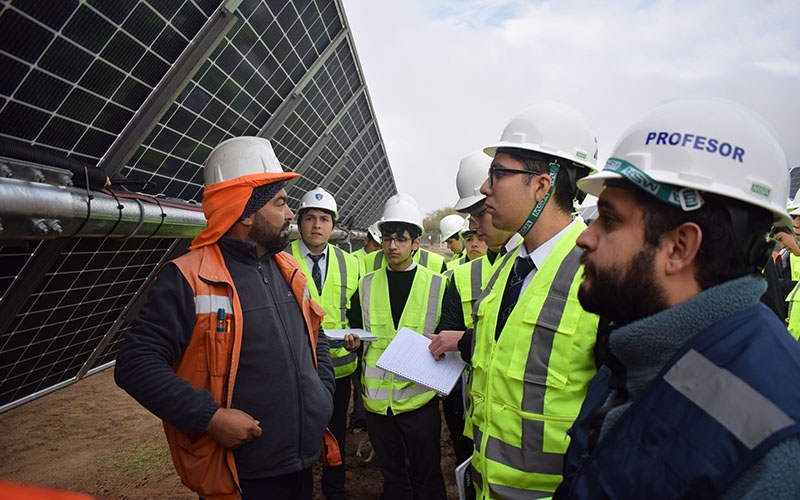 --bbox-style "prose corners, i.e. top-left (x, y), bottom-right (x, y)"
top-left (341, 0), bottom-right (800, 217)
